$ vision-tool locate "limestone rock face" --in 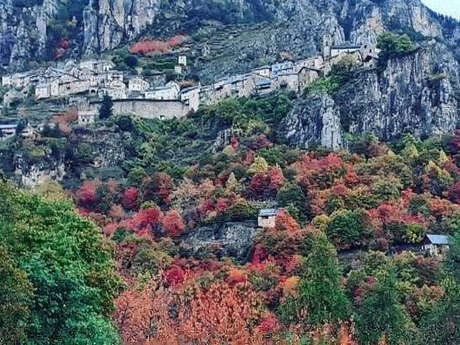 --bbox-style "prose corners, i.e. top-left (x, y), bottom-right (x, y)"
top-left (0, 0), bottom-right (57, 70)
top-left (14, 154), bottom-right (66, 188)
top-left (179, 221), bottom-right (259, 263)
top-left (284, 93), bottom-right (343, 150)
top-left (3, 127), bottom-right (128, 188)
top-left (282, 42), bottom-right (459, 148)
top-left (1, 0), bottom-right (458, 75)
